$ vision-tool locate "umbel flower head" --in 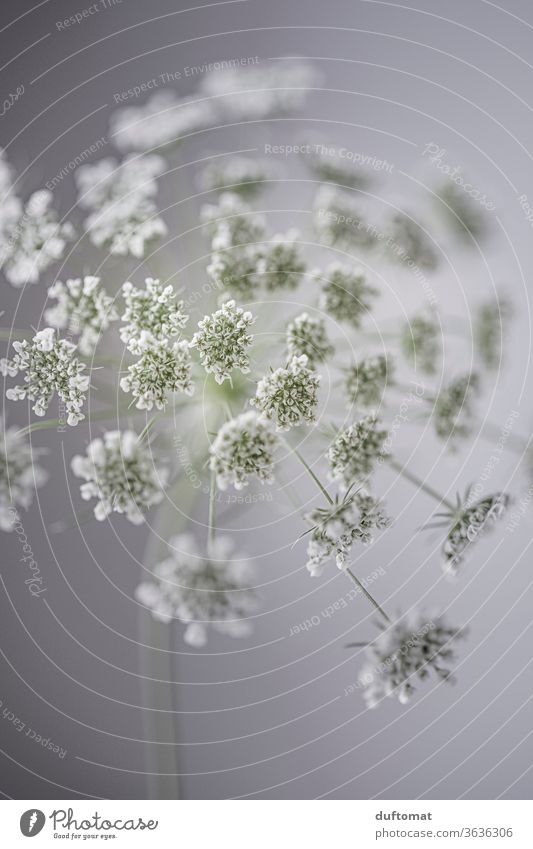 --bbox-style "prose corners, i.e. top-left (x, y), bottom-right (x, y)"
top-left (44, 276), bottom-right (119, 356)
top-left (120, 278), bottom-right (189, 355)
top-left (135, 533), bottom-right (258, 647)
top-left (386, 213), bottom-right (439, 271)
top-left (110, 91), bottom-right (213, 152)
top-left (315, 263), bottom-right (378, 328)
top-left (0, 189), bottom-right (74, 287)
top-left (201, 155), bottom-right (272, 198)
top-left (344, 355), bottom-right (391, 408)
top-left (206, 243), bottom-right (263, 300)
top-left (202, 192), bottom-right (265, 245)
top-left (428, 489), bottom-right (510, 577)
top-left (120, 336), bottom-right (194, 410)
top-left (0, 328), bottom-right (89, 425)
top-left (255, 232), bottom-right (306, 291)
top-left (327, 414), bottom-right (388, 488)
top-left (190, 300), bottom-right (254, 384)
top-left (286, 312), bottom-right (333, 366)
top-left (204, 194), bottom-right (265, 299)
top-left (71, 429), bottom-right (167, 524)
top-left (474, 294), bottom-right (512, 370)
top-left (251, 355), bottom-right (320, 431)
top-left (0, 417), bottom-right (48, 532)
top-left (432, 373), bottom-right (479, 444)
top-left (305, 488), bottom-right (390, 577)
top-left (313, 186), bottom-right (376, 250)
top-left (358, 609), bottom-right (466, 708)
top-left (401, 313), bottom-right (440, 375)
top-left (210, 411), bottom-right (278, 490)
